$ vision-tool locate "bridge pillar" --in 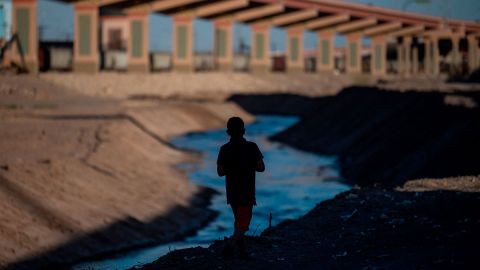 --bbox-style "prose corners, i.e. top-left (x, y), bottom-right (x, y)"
top-left (424, 38), bottom-right (432, 75)
top-left (396, 41), bottom-right (404, 74)
top-left (412, 46), bottom-right (419, 75)
top-left (316, 30), bottom-right (335, 73)
top-left (451, 35), bottom-right (461, 71)
top-left (404, 36), bottom-right (412, 76)
top-left (73, 2), bottom-right (99, 73)
top-left (468, 35), bottom-right (479, 73)
top-left (12, 0), bottom-right (38, 73)
top-left (432, 36), bottom-right (440, 76)
top-left (173, 14), bottom-right (194, 72)
top-left (345, 33), bottom-right (361, 74)
top-left (250, 23), bottom-right (270, 73)
top-left (214, 18), bottom-right (233, 71)
top-left (127, 12), bottom-right (149, 72)
top-left (286, 27), bottom-right (304, 73)
top-left (371, 35), bottom-right (386, 76)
